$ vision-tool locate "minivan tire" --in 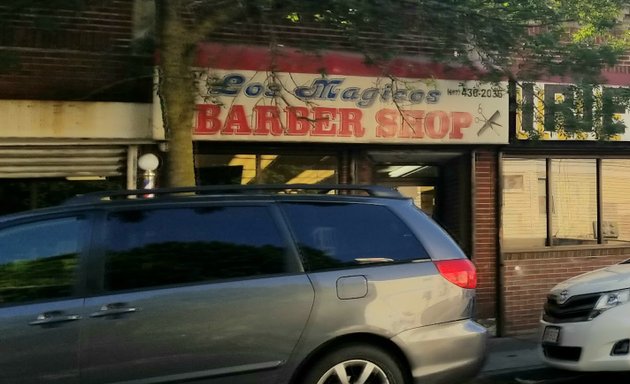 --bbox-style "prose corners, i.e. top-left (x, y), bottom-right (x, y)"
top-left (302, 343), bottom-right (407, 384)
